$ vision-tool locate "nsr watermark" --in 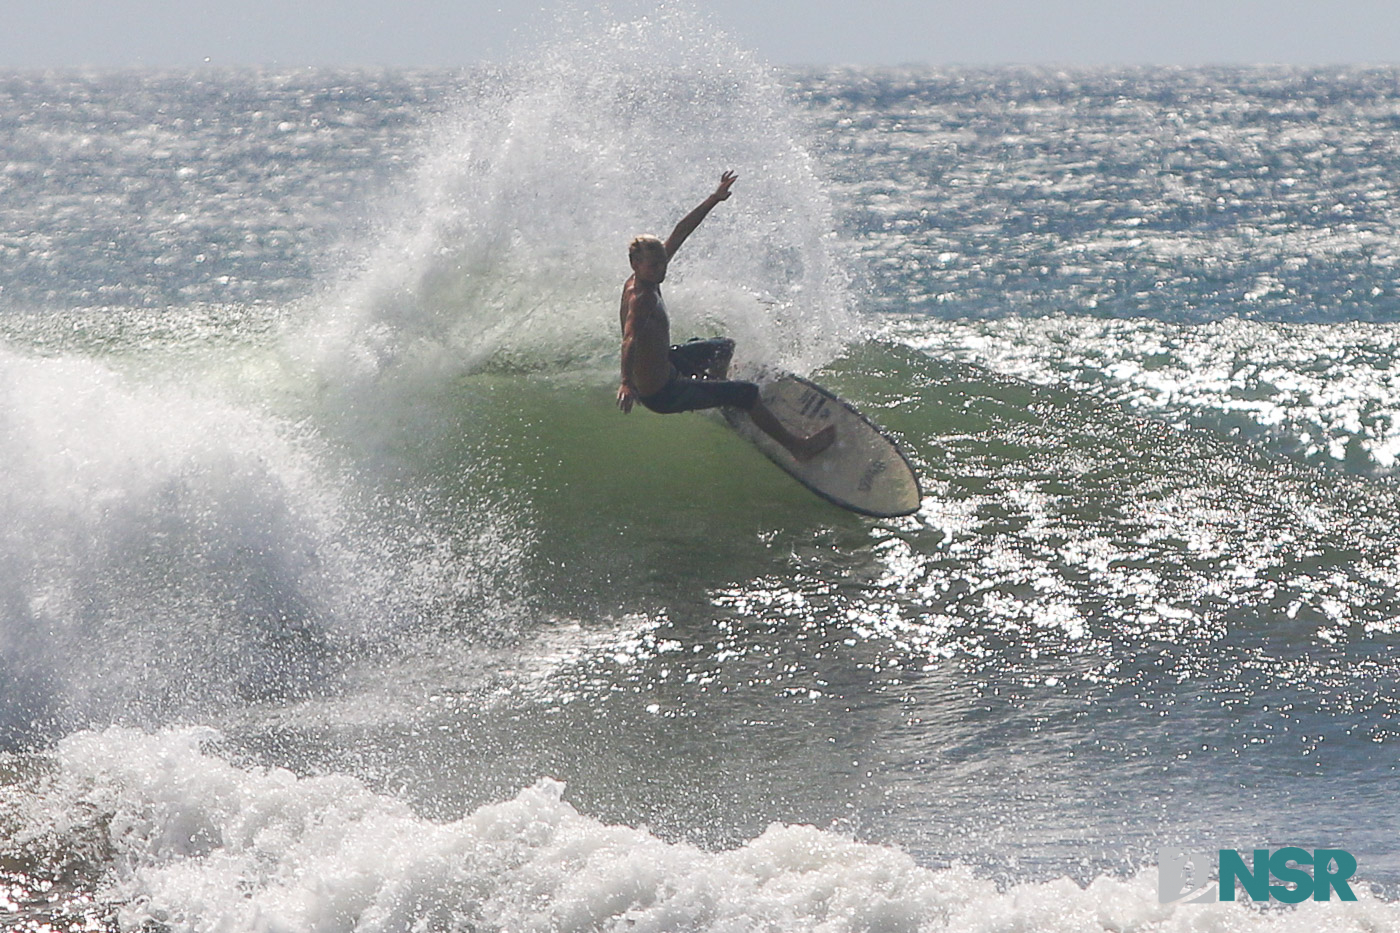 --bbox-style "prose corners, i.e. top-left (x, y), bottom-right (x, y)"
top-left (1159, 848), bottom-right (1359, 904)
